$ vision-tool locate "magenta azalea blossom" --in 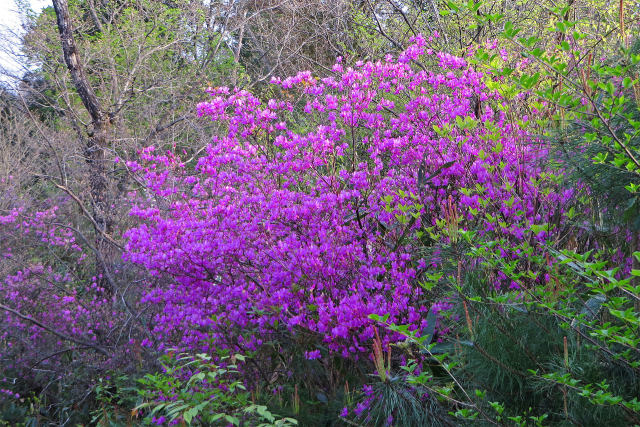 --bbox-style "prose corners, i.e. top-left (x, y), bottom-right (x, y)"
top-left (124, 35), bottom-right (568, 356)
